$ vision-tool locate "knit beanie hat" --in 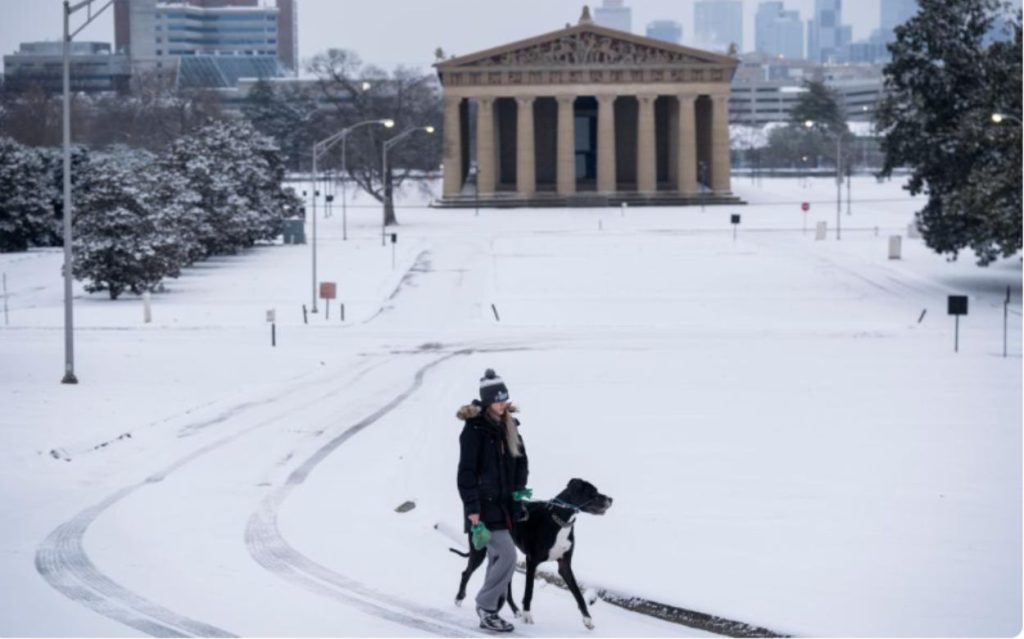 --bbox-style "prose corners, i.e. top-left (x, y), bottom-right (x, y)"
top-left (479, 368), bottom-right (510, 406)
